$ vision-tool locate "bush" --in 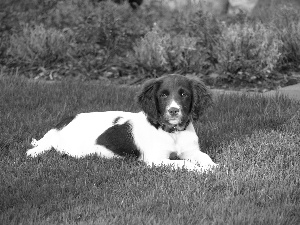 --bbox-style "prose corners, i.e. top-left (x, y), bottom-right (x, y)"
top-left (7, 24), bottom-right (75, 67)
top-left (5, 1), bottom-right (148, 79)
top-left (68, 1), bottom-right (147, 79)
top-left (74, 1), bottom-right (144, 53)
top-left (128, 24), bottom-right (210, 76)
top-left (216, 22), bottom-right (283, 75)
top-left (1, 0), bottom-right (300, 86)
top-left (279, 22), bottom-right (300, 70)
top-left (271, 4), bottom-right (300, 70)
